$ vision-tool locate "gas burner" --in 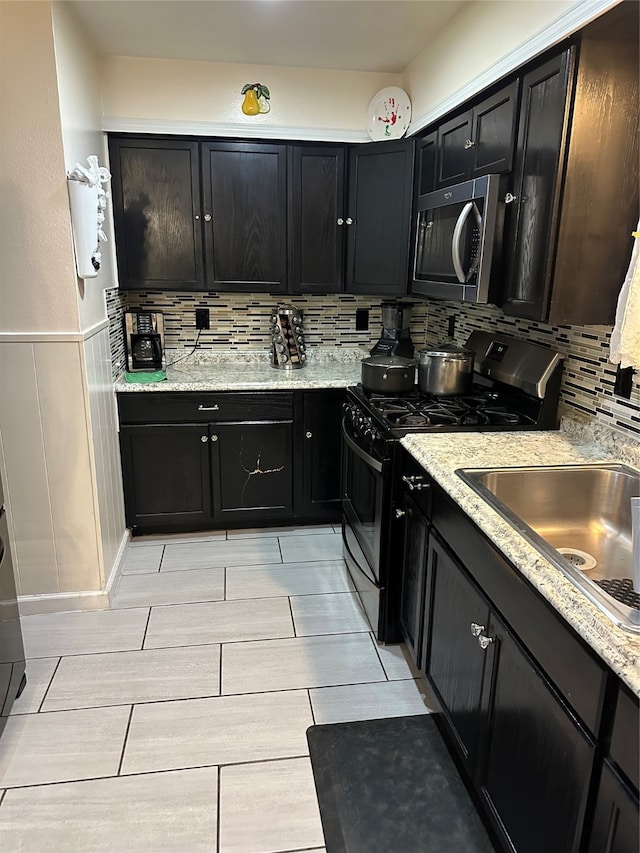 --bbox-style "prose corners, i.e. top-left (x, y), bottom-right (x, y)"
top-left (396, 413), bottom-right (429, 426)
